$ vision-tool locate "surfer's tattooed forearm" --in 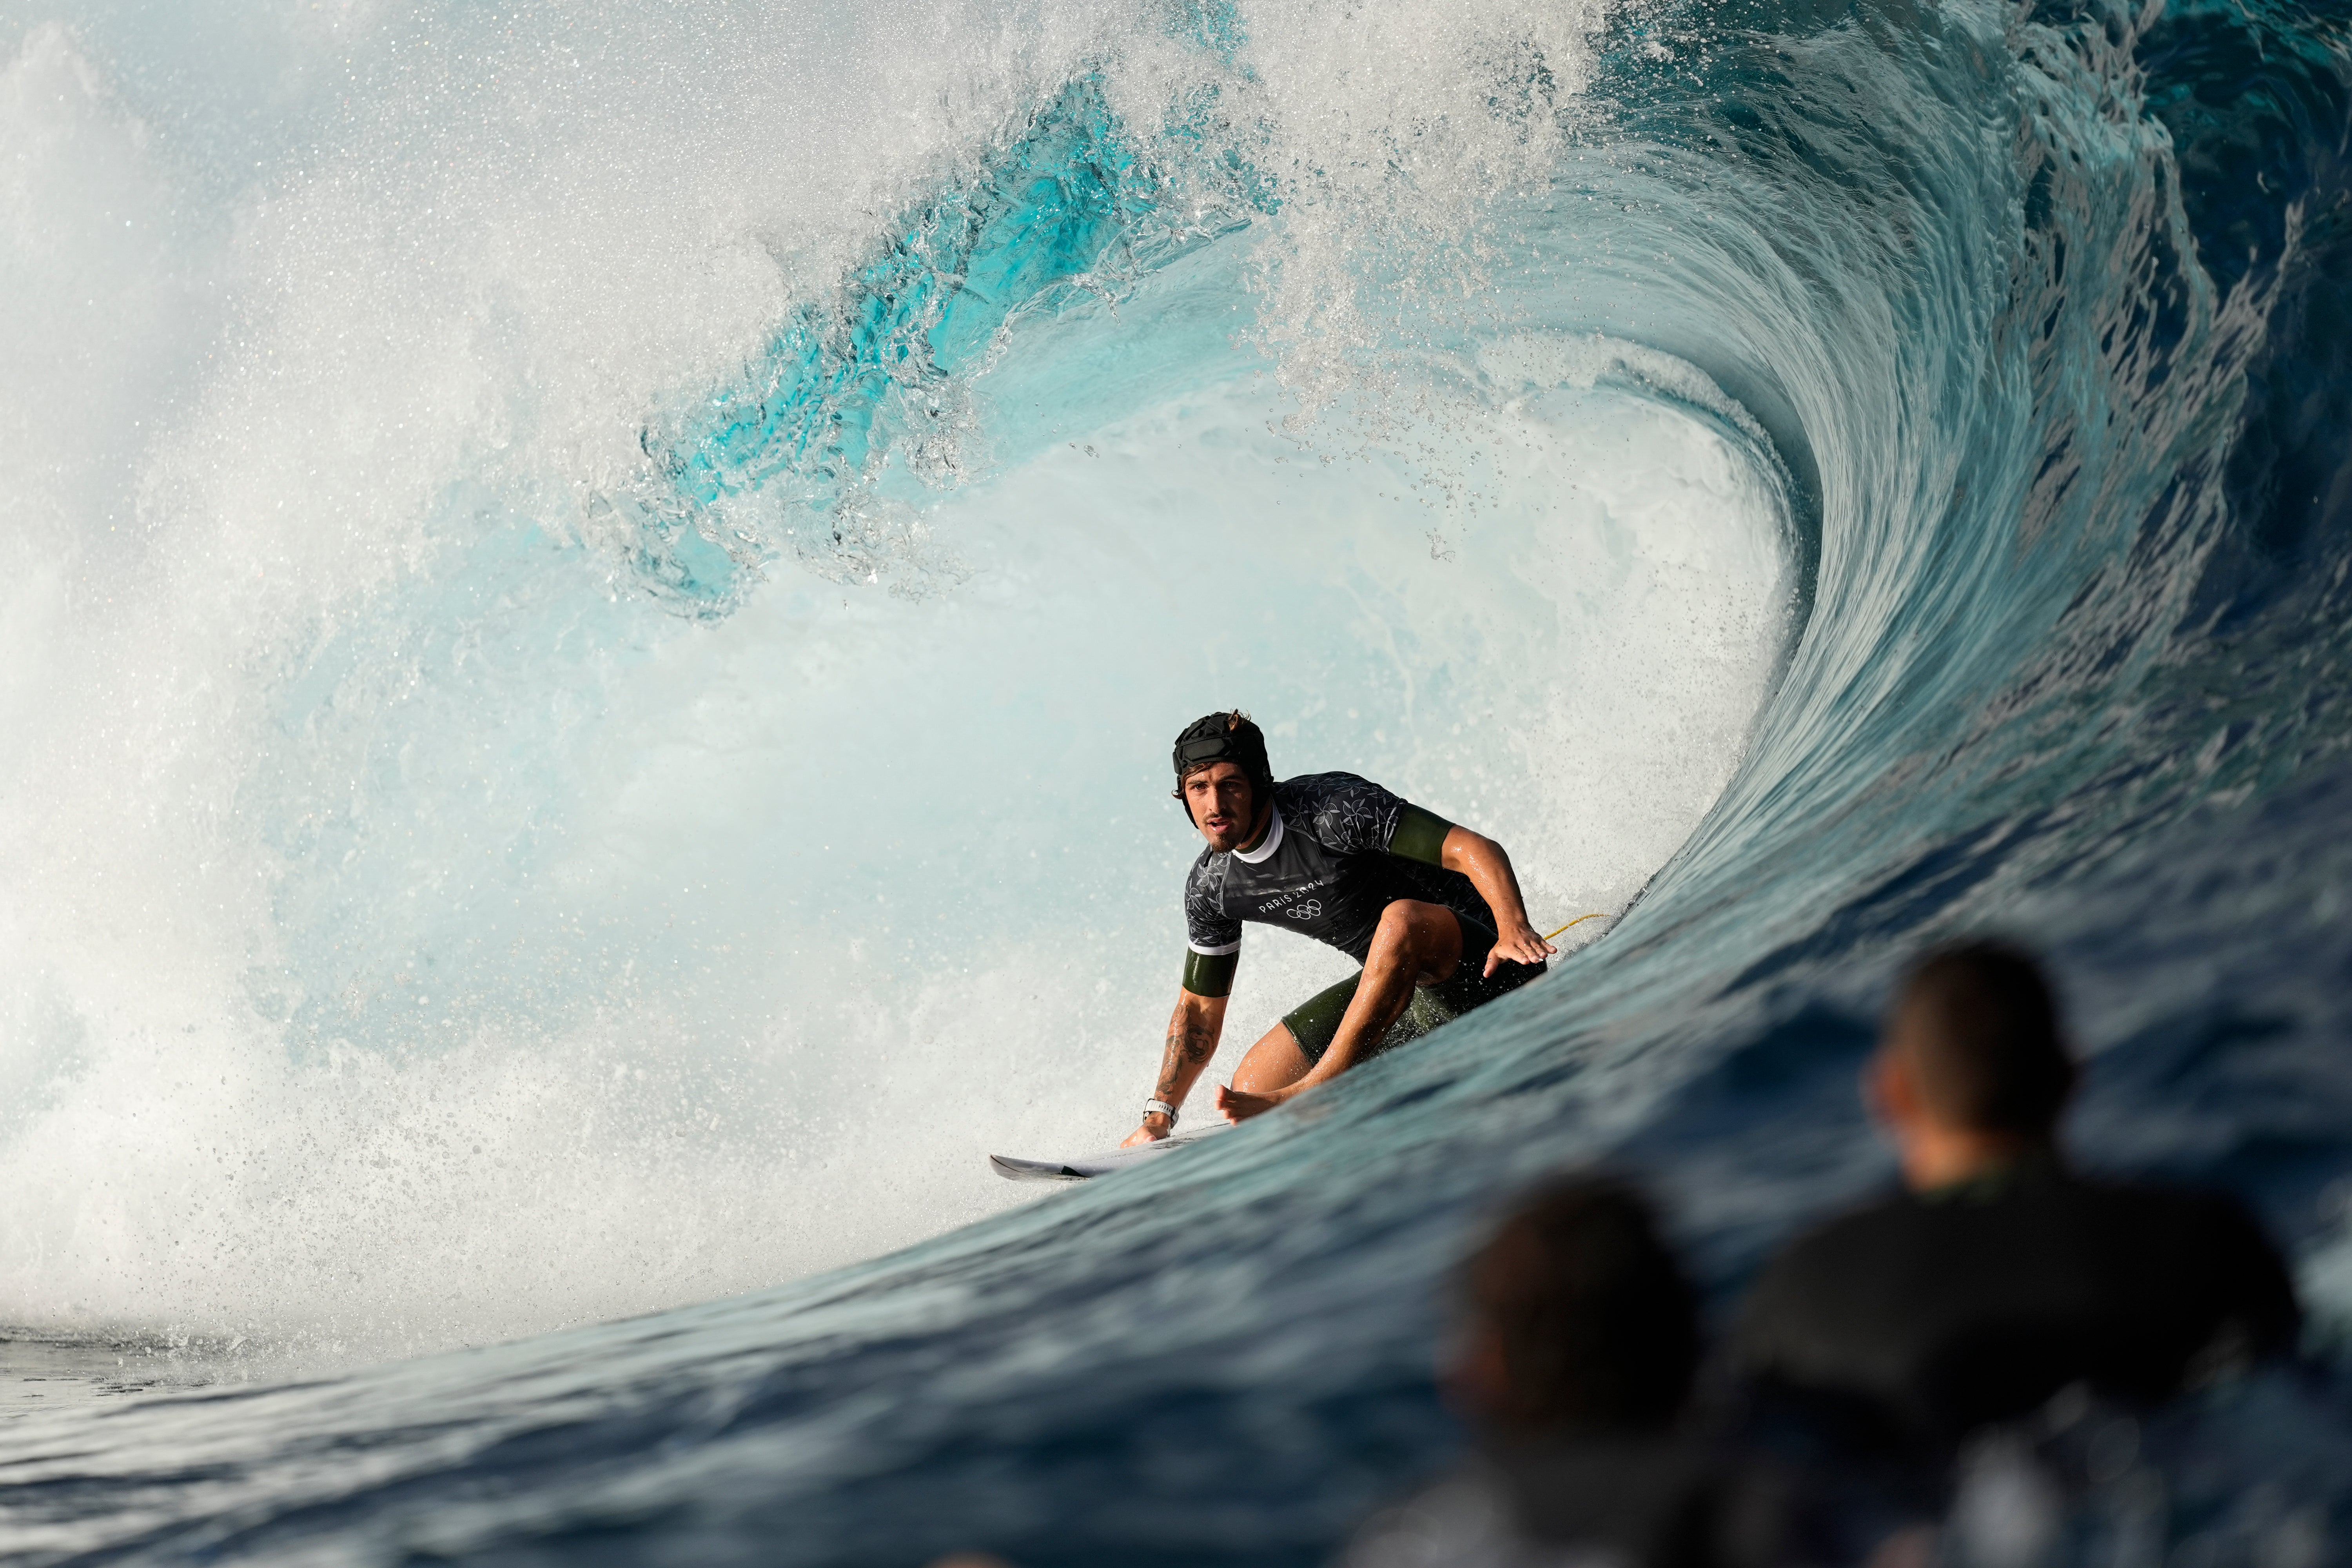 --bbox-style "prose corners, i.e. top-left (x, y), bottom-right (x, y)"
top-left (1175, 1015), bottom-right (1218, 1063)
top-left (1156, 1013), bottom-right (1218, 1100)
